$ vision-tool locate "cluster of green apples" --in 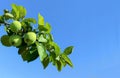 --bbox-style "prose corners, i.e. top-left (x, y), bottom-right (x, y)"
top-left (1, 20), bottom-right (37, 47)
top-left (0, 4), bottom-right (74, 71)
